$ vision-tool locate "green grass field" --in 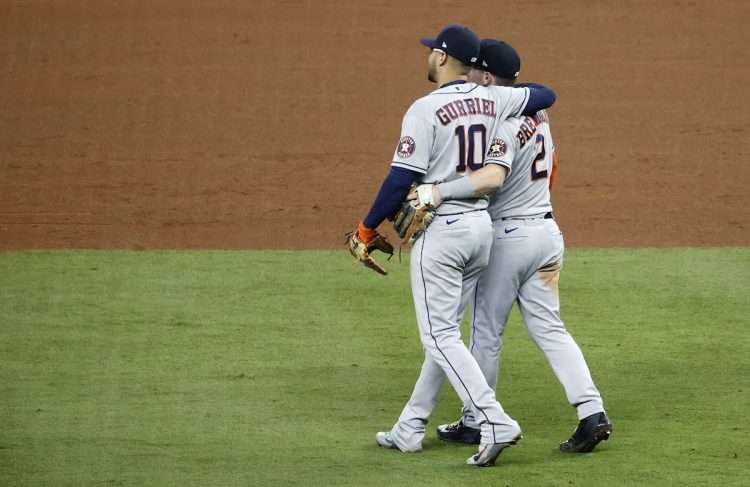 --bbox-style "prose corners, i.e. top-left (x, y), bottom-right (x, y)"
top-left (1, 249), bottom-right (748, 486)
